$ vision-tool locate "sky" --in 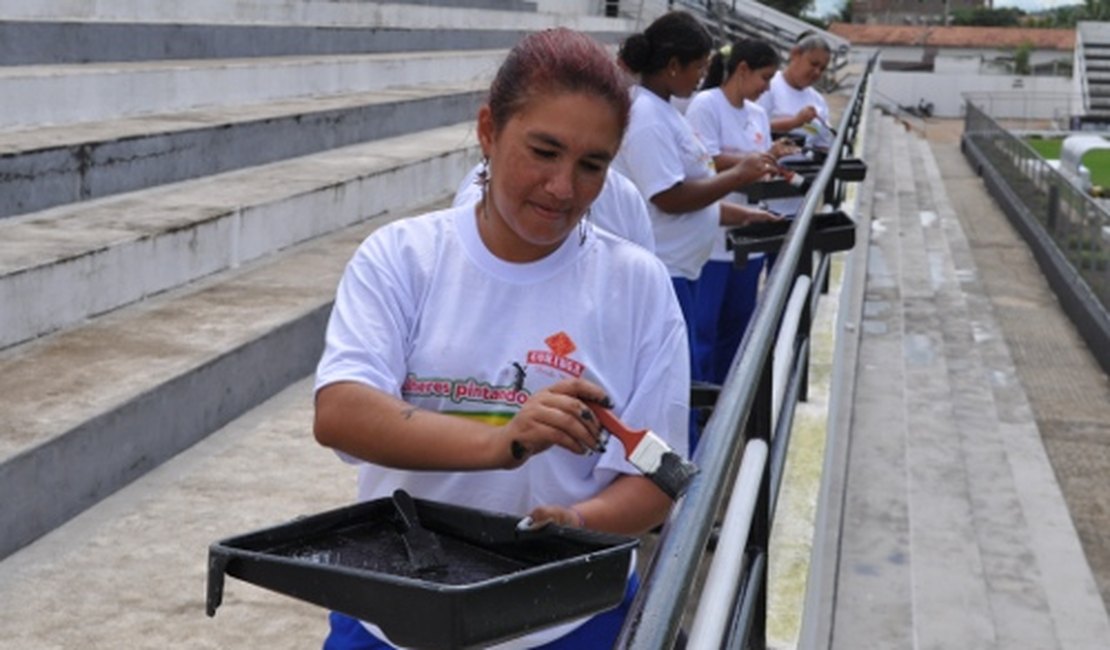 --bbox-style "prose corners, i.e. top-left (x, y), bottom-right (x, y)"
top-left (809, 0), bottom-right (1080, 19)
